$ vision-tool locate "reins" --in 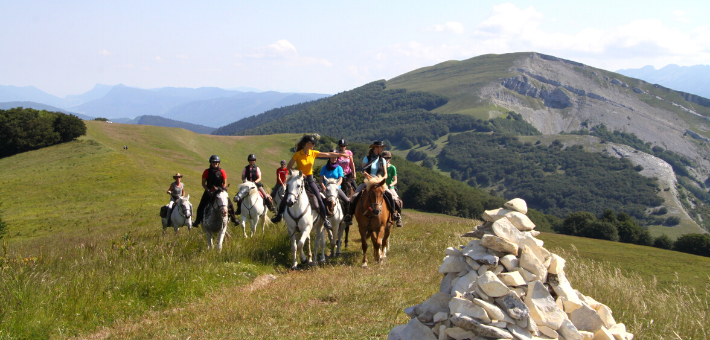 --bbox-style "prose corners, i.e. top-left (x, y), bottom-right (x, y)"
top-left (286, 177), bottom-right (309, 233)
